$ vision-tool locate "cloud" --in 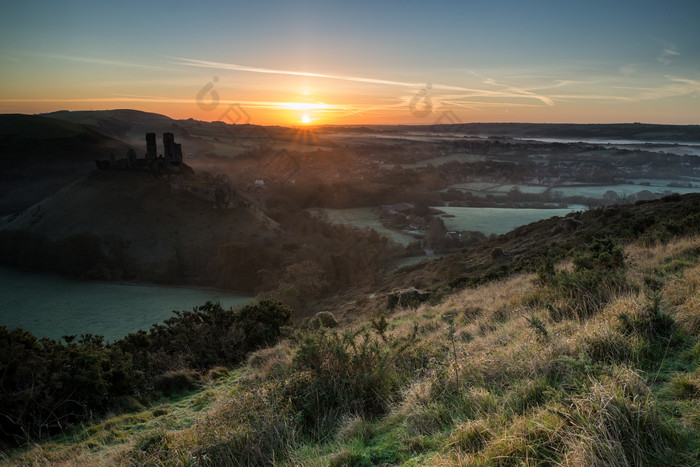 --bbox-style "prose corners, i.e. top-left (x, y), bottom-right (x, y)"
top-left (172, 57), bottom-right (556, 107)
top-left (657, 44), bottom-right (679, 65)
top-left (36, 53), bottom-right (173, 71)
